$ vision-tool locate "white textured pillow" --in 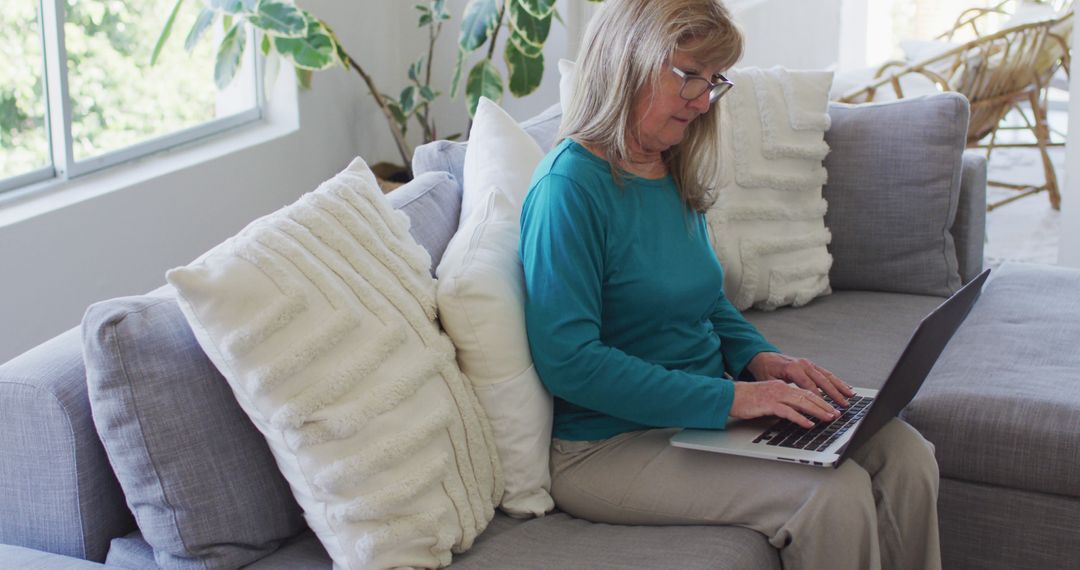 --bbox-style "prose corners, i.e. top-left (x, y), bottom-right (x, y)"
top-left (437, 186), bottom-right (554, 518)
top-left (440, 97), bottom-right (554, 518)
top-left (461, 97), bottom-right (544, 222)
top-left (166, 157), bottom-right (502, 569)
top-left (706, 66), bottom-right (835, 311)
